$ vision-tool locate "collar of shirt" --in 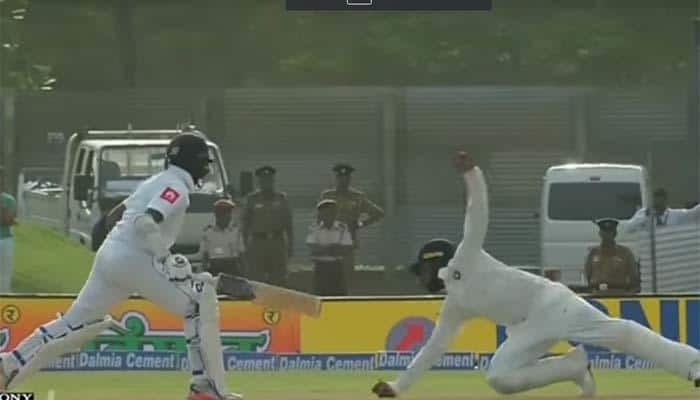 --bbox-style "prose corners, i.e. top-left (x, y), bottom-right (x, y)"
top-left (167, 165), bottom-right (195, 191)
